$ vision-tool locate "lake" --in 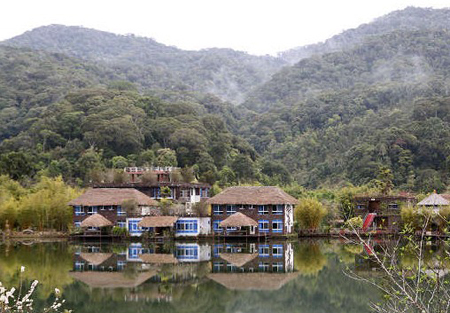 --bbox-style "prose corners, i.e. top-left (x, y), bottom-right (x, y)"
top-left (0, 239), bottom-right (379, 313)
